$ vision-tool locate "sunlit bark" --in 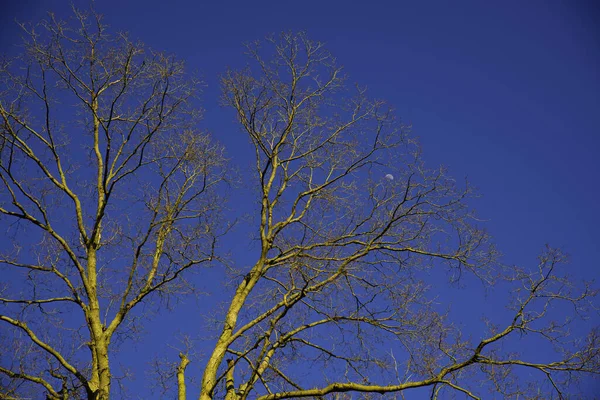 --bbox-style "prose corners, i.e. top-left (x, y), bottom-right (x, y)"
top-left (0, 7), bottom-right (224, 399)
top-left (197, 33), bottom-right (599, 400)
